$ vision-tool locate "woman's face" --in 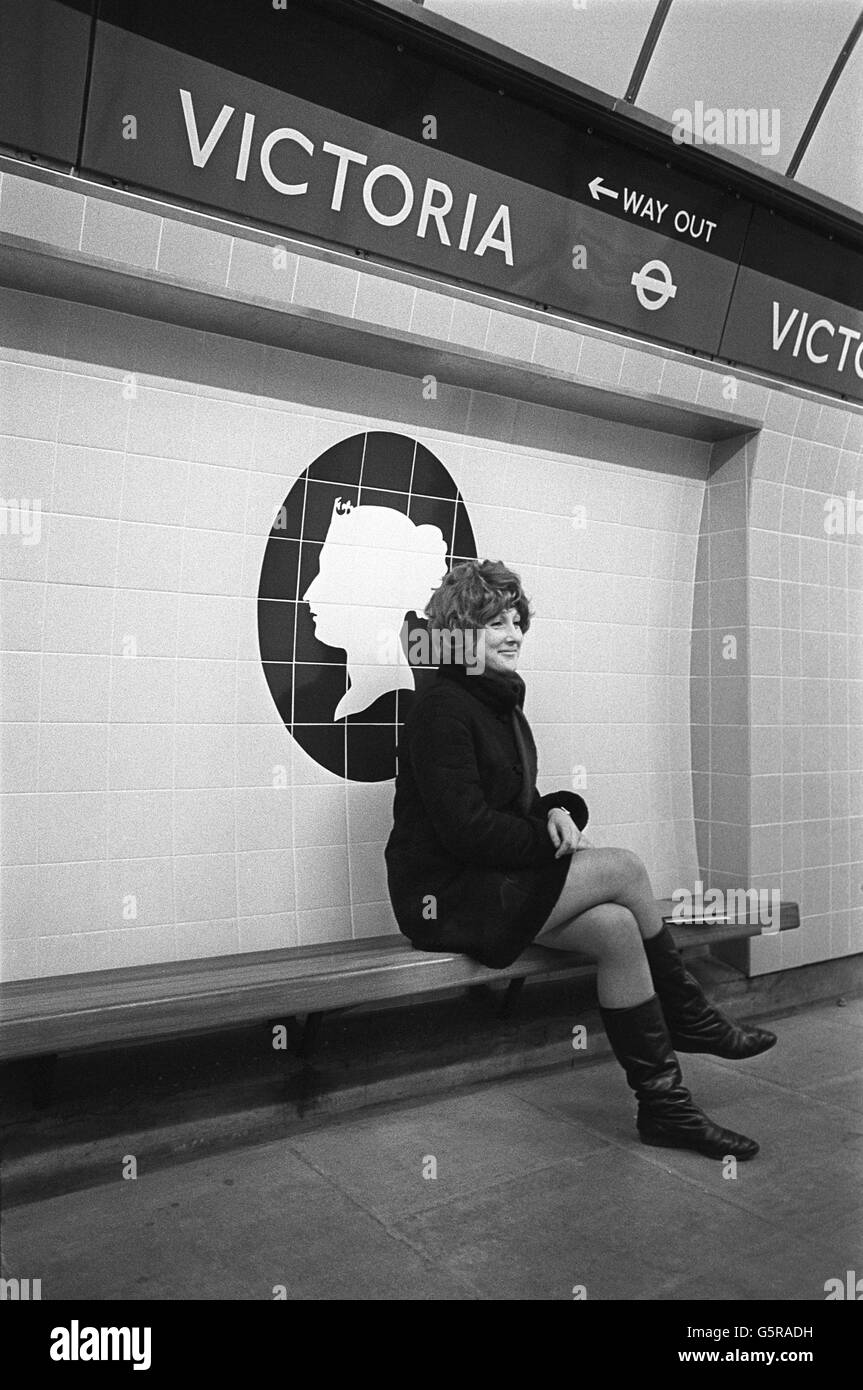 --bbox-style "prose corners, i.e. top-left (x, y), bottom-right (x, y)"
top-left (482, 605), bottom-right (523, 675)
